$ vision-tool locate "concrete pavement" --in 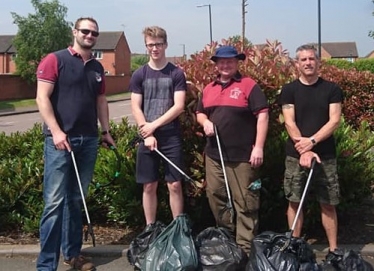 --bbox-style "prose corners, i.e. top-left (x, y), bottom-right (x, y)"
top-left (2, 243), bottom-right (374, 258)
top-left (2, 242), bottom-right (374, 258)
